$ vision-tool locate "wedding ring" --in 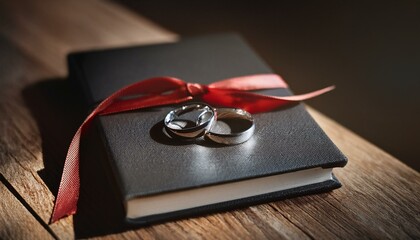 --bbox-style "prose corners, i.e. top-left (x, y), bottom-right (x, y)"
top-left (205, 108), bottom-right (255, 145)
top-left (164, 103), bottom-right (216, 139)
